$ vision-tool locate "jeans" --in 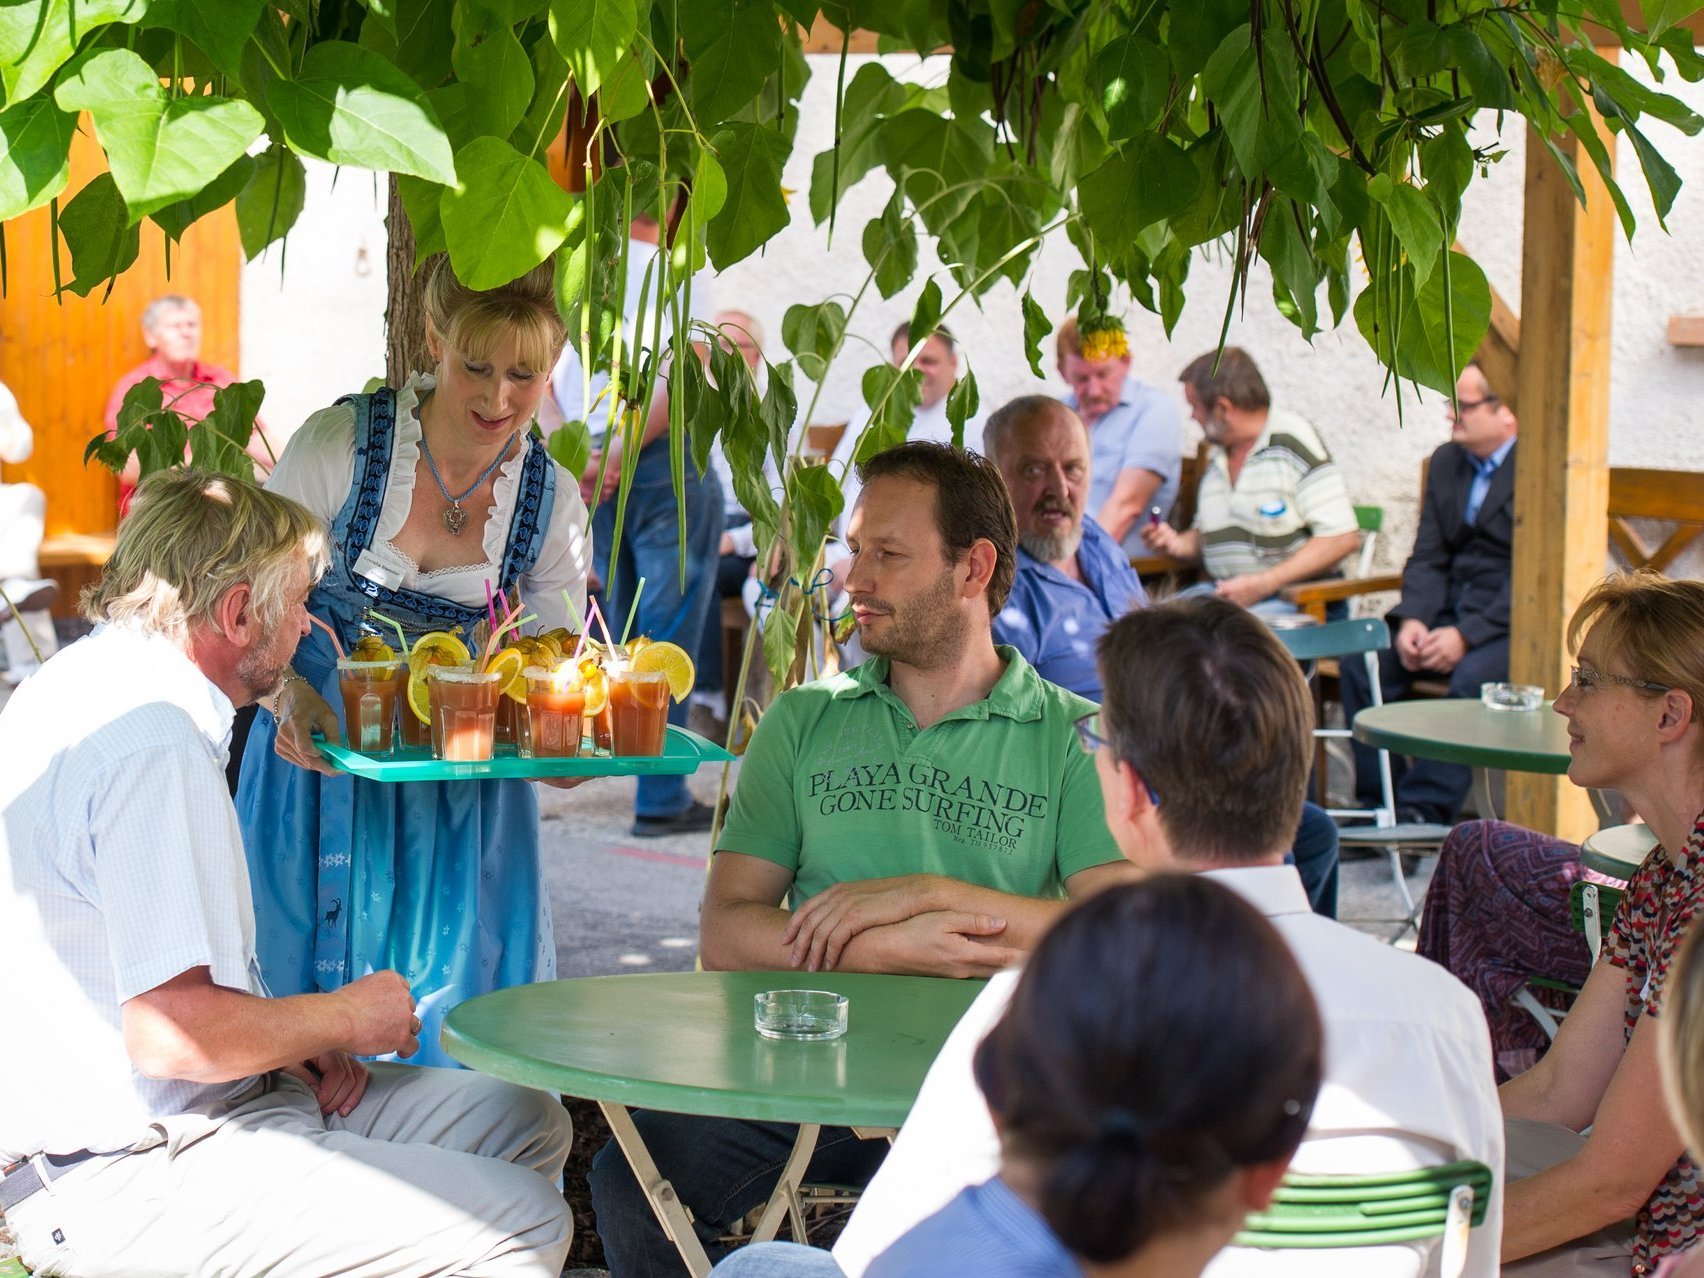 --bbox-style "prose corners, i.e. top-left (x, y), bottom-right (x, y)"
top-left (1339, 631), bottom-right (1511, 823)
top-left (592, 440), bottom-right (725, 818)
top-left (590, 1114), bottom-right (890, 1277)
top-left (1288, 800), bottom-right (1341, 918)
top-left (711, 1242), bottom-right (845, 1276)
